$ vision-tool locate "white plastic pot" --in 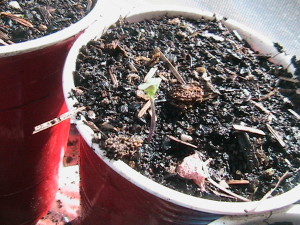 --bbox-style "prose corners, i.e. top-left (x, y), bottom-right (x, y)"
top-left (63, 6), bottom-right (299, 225)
